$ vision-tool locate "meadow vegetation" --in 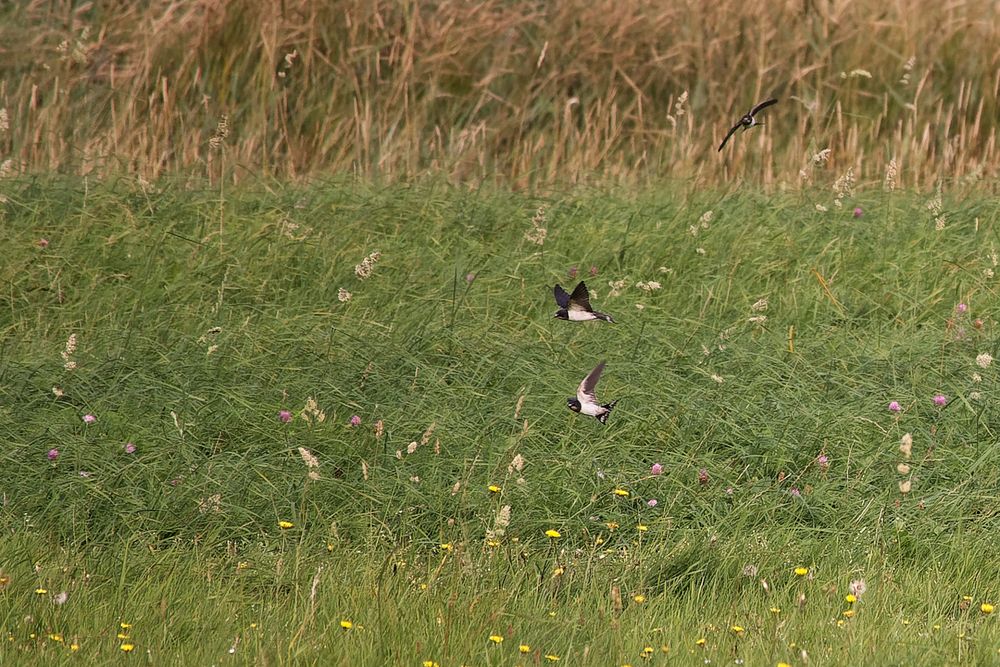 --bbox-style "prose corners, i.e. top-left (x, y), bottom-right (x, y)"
top-left (0, 0), bottom-right (998, 187)
top-left (2, 1), bottom-right (1000, 664)
top-left (2, 178), bottom-right (1000, 664)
